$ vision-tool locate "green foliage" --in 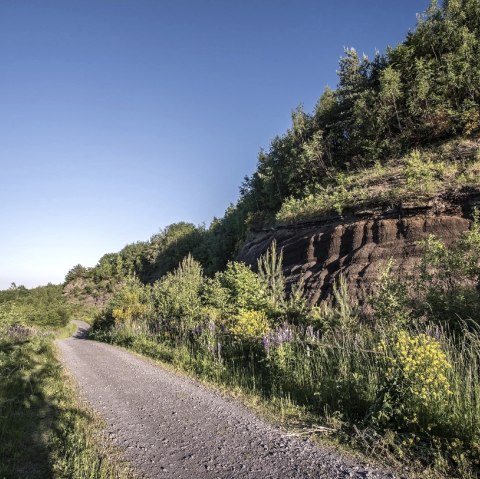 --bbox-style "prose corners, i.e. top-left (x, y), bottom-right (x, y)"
top-left (404, 149), bottom-right (443, 193)
top-left (370, 259), bottom-right (410, 330)
top-left (89, 241), bottom-right (480, 477)
top-left (275, 137), bottom-right (480, 224)
top-left (415, 210), bottom-right (480, 327)
top-left (257, 240), bottom-right (286, 312)
top-left (242, 0), bottom-right (480, 226)
top-left (146, 222), bottom-right (206, 279)
top-left (65, 263), bottom-right (89, 283)
top-left (0, 283), bottom-right (71, 328)
top-left (0, 283), bottom-right (128, 478)
top-left (111, 277), bottom-right (151, 327)
top-left (311, 275), bottom-right (359, 333)
top-left (201, 276), bottom-right (231, 313)
top-left (151, 254), bottom-right (204, 332)
top-left (63, 213), bottom-right (250, 305)
top-left (229, 310), bottom-right (270, 339)
top-left (208, 261), bottom-right (268, 315)
top-left (376, 331), bottom-right (452, 430)
top-left (283, 274), bottom-right (310, 325)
